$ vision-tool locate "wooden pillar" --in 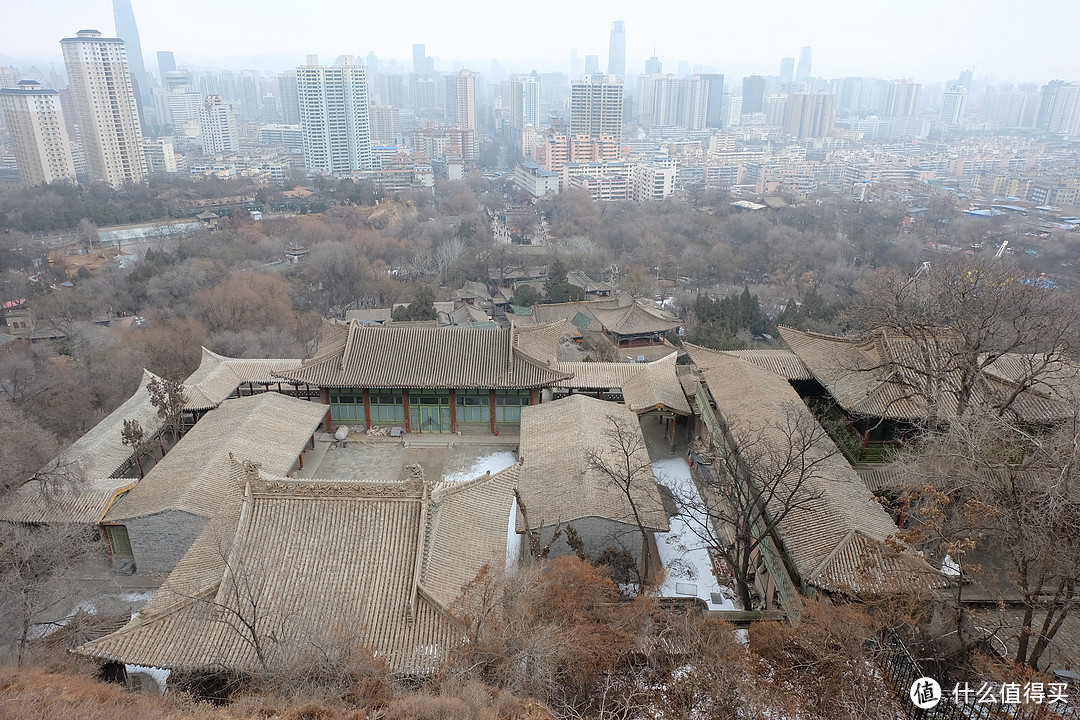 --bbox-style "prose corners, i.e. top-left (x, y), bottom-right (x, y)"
top-left (530, 389), bottom-right (537, 406)
top-left (403, 389), bottom-right (411, 433)
top-left (321, 387), bottom-right (332, 432)
top-left (298, 452), bottom-right (304, 469)
top-left (310, 434), bottom-right (315, 449)
top-left (489, 389), bottom-right (496, 435)
top-left (449, 389), bottom-right (457, 433)
top-left (363, 389), bottom-right (371, 430)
